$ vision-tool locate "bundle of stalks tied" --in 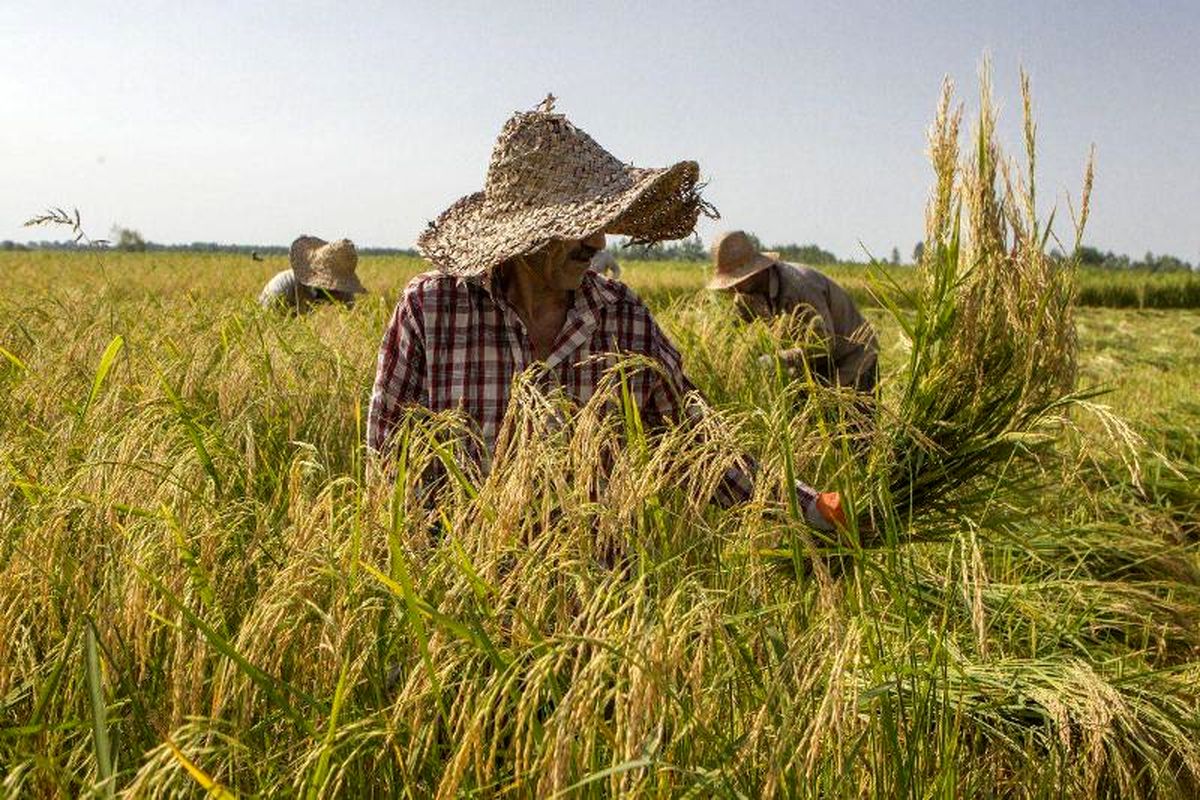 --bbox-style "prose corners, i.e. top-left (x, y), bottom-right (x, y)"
top-left (858, 65), bottom-right (1097, 539)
